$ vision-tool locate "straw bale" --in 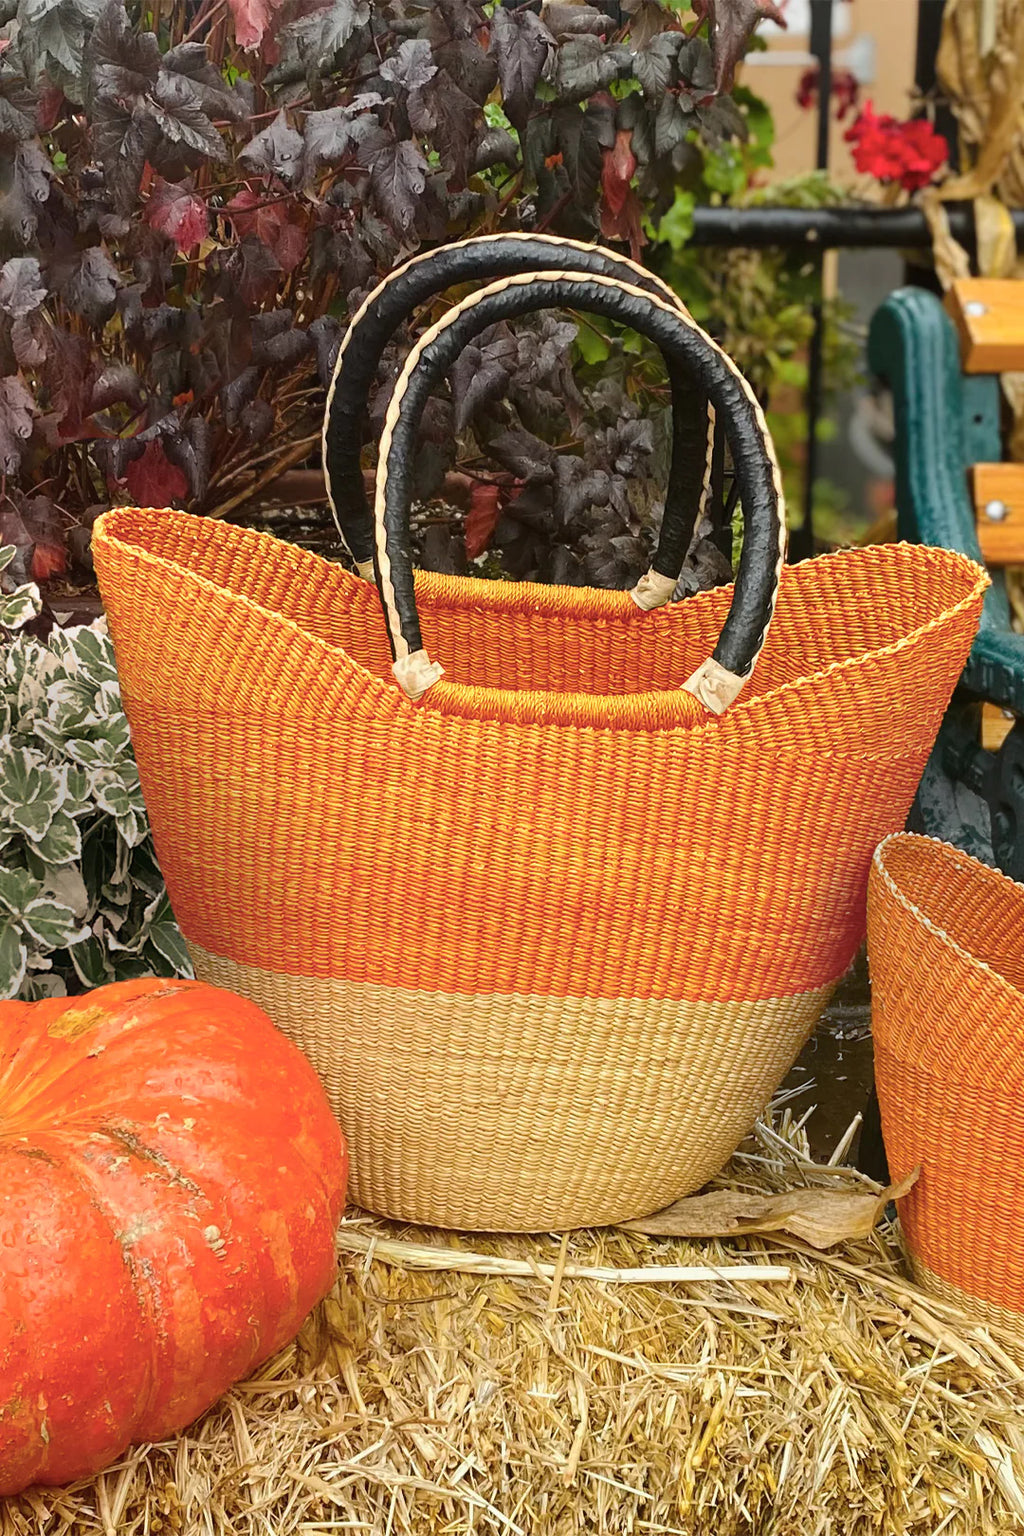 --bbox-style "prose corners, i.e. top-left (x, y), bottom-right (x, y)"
top-left (3, 1107), bottom-right (1023, 1536)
